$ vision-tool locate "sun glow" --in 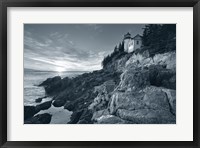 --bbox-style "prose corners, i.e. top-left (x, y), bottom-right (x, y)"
top-left (56, 67), bottom-right (65, 72)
